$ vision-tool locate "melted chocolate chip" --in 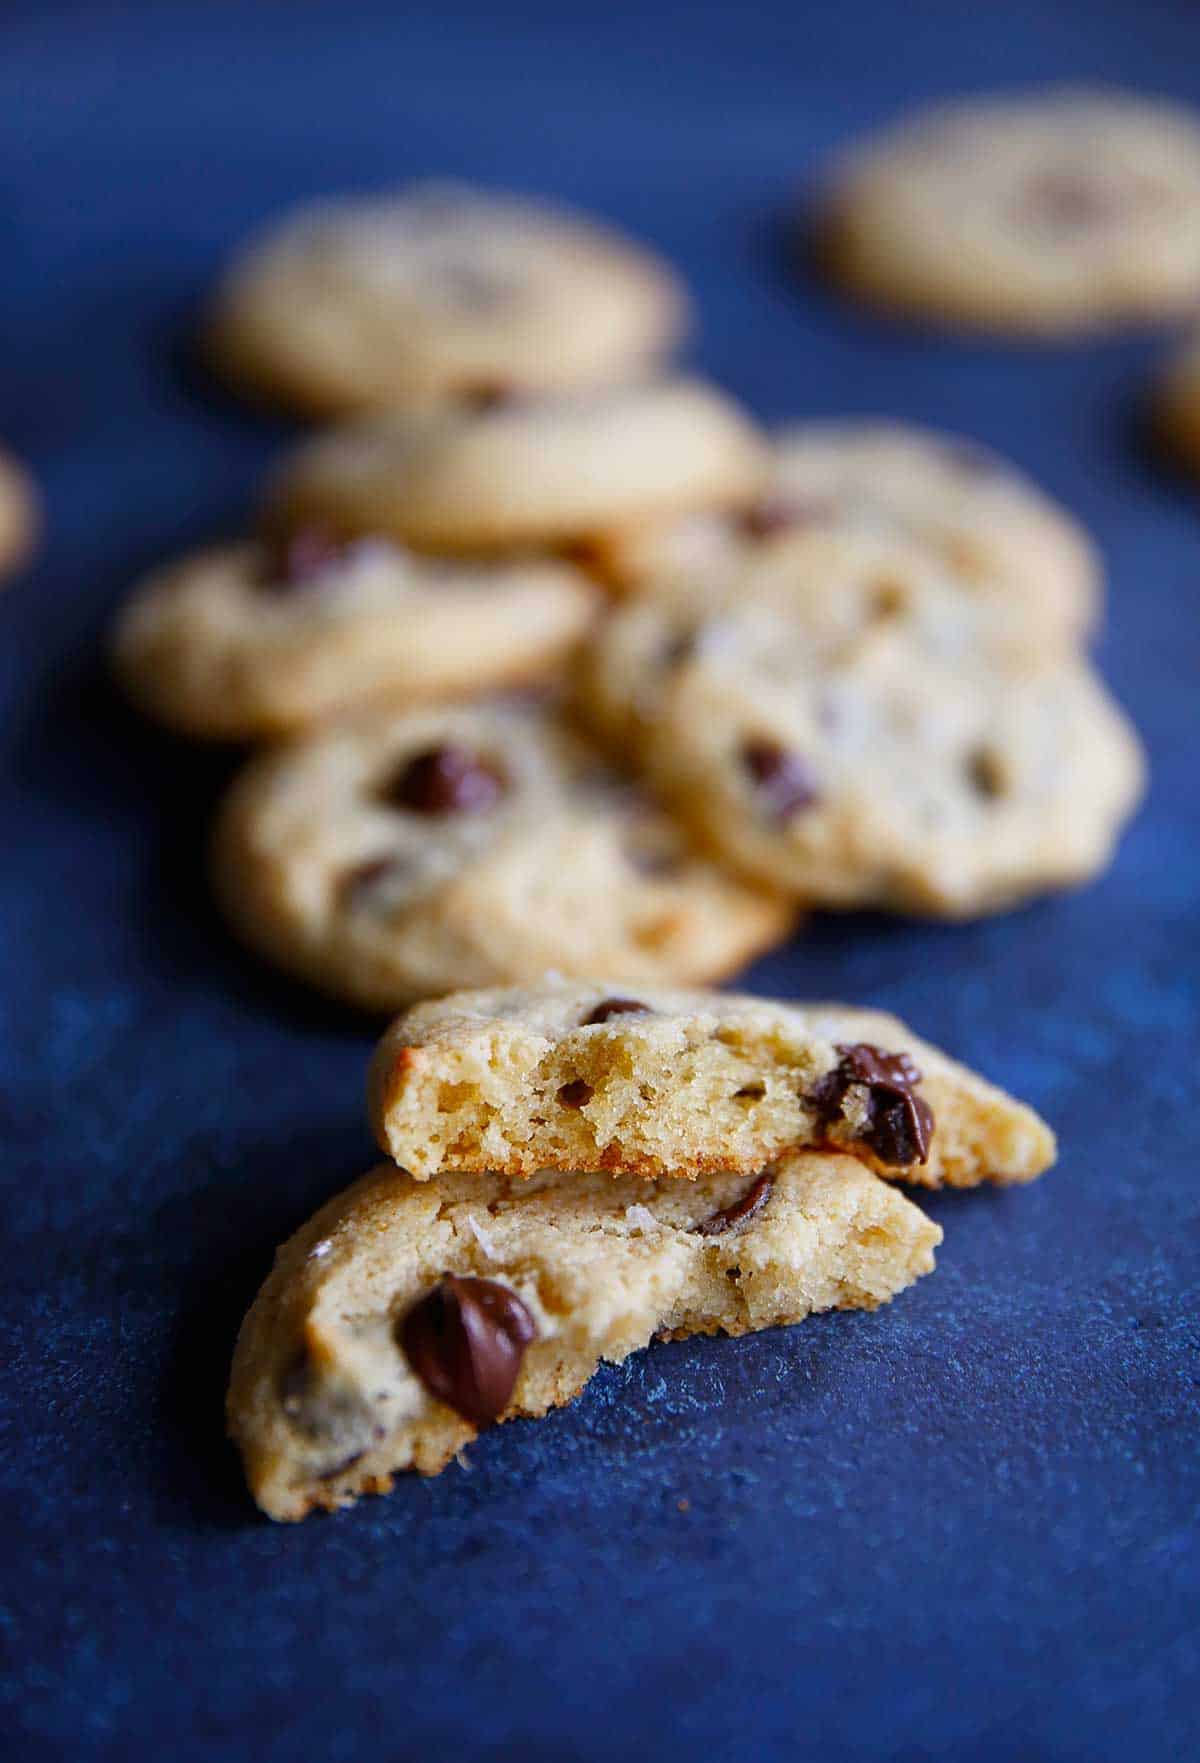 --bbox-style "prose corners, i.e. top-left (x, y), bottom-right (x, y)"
top-left (582, 998), bottom-right (651, 1026)
top-left (383, 745), bottom-right (504, 815)
top-left (259, 528), bottom-right (348, 592)
top-left (461, 379), bottom-right (519, 411)
top-left (400, 1274), bottom-right (537, 1428)
top-left (737, 496), bottom-right (826, 541)
top-left (694, 1173), bottom-right (774, 1237)
top-left (741, 739), bottom-right (820, 819)
top-left (966, 746), bottom-right (1006, 799)
top-left (557, 1079), bottom-right (594, 1109)
top-left (807, 1042), bottom-right (934, 1167)
top-left (1021, 171), bottom-right (1118, 233)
